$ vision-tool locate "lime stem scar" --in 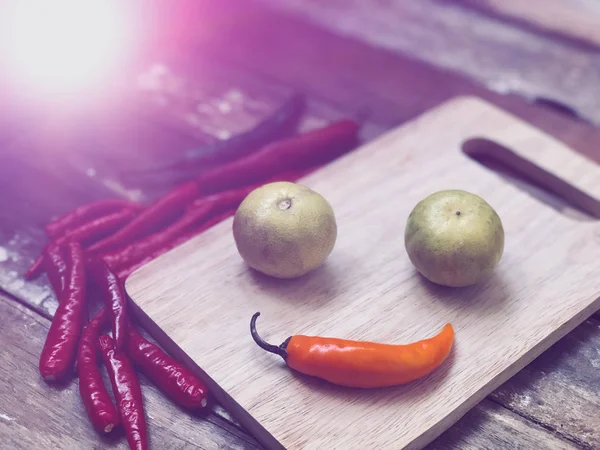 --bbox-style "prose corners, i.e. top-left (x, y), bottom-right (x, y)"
top-left (278, 199), bottom-right (292, 210)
